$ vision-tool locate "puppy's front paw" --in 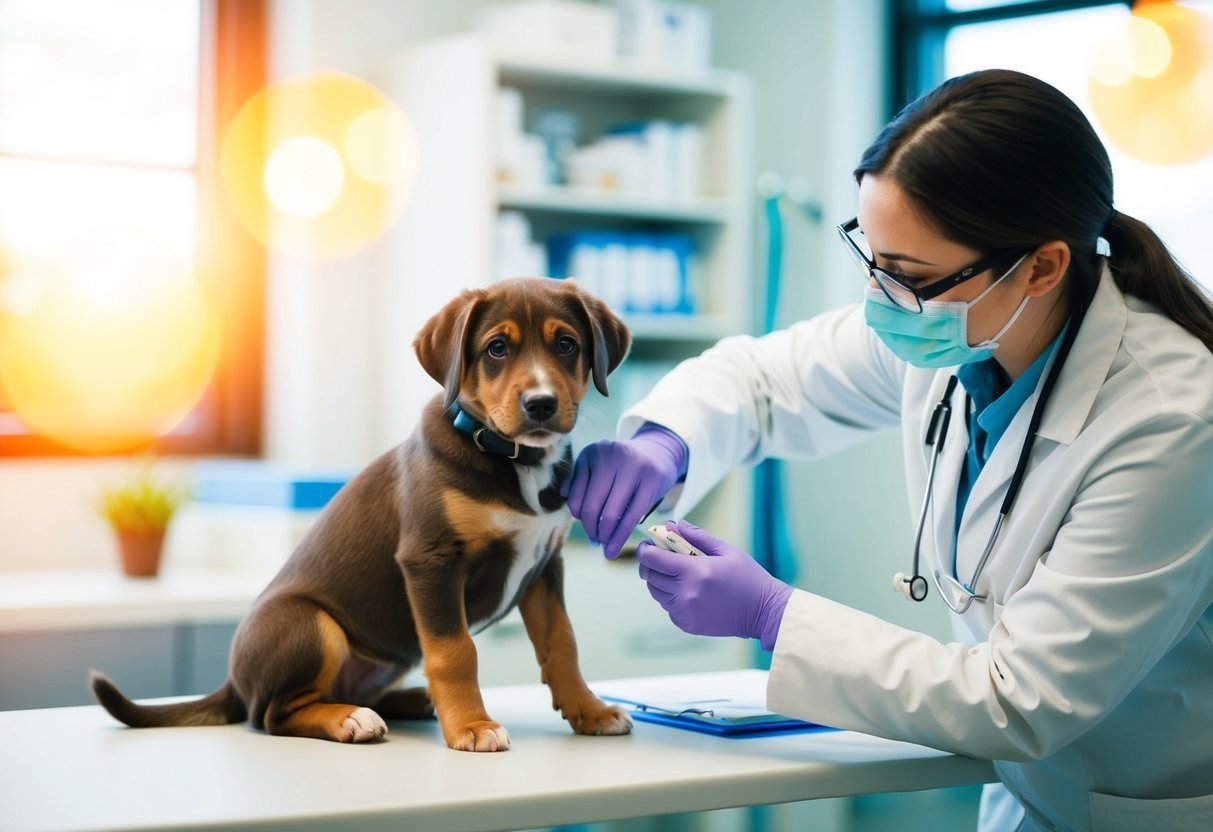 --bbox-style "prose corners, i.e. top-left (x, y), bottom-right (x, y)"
top-left (341, 707), bottom-right (388, 742)
top-left (446, 720), bottom-right (511, 752)
top-left (565, 700), bottom-right (633, 736)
